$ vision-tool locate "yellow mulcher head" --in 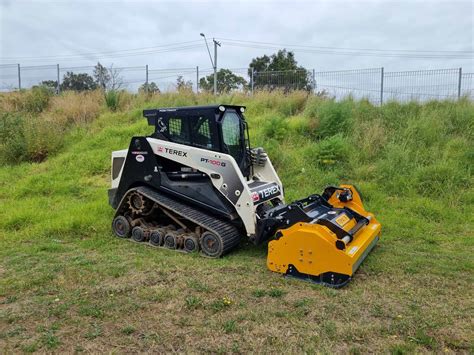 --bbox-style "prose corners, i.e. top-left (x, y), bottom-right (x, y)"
top-left (266, 185), bottom-right (381, 288)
